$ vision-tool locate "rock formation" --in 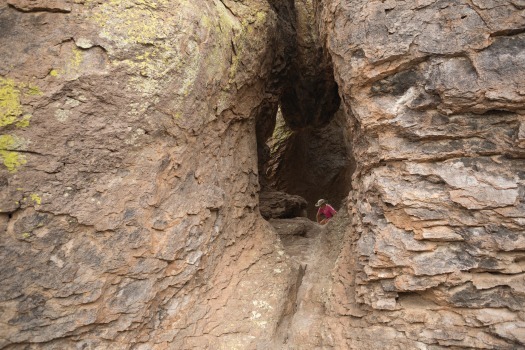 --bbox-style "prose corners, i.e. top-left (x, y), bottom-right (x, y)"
top-left (1, 0), bottom-right (524, 349)
top-left (317, 0), bottom-right (525, 348)
top-left (1, 0), bottom-right (300, 348)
